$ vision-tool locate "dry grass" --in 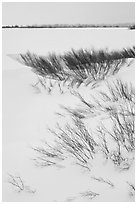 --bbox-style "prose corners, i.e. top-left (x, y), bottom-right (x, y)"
top-left (32, 79), bottom-right (134, 170)
top-left (91, 176), bottom-right (114, 187)
top-left (13, 47), bottom-right (135, 92)
top-left (7, 174), bottom-right (36, 193)
top-left (32, 141), bottom-right (66, 167)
